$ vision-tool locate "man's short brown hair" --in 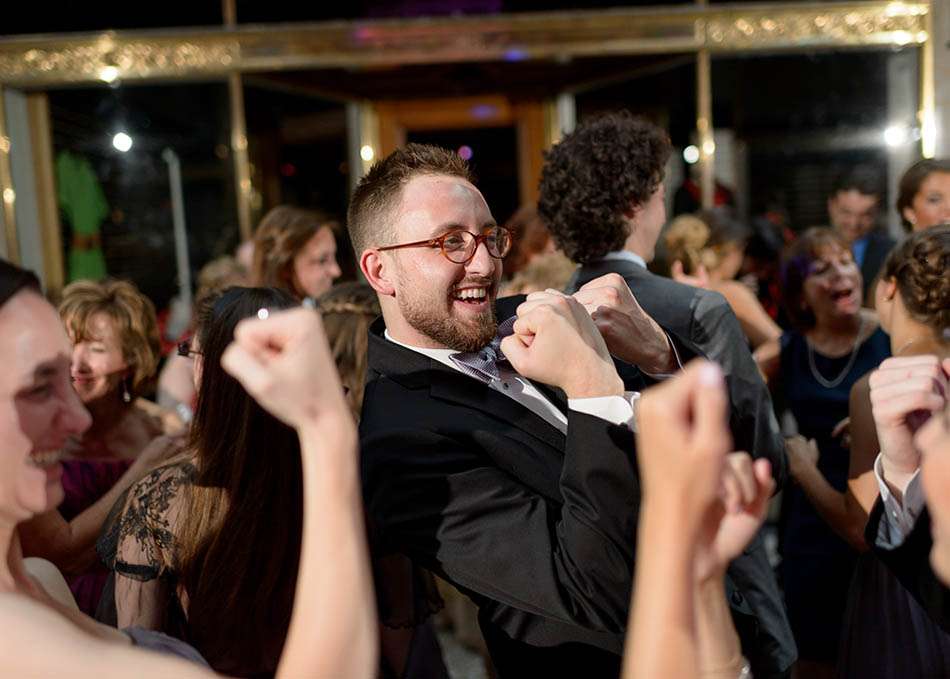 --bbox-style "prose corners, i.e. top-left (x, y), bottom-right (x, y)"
top-left (347, 143), bottom-right (474, 256)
